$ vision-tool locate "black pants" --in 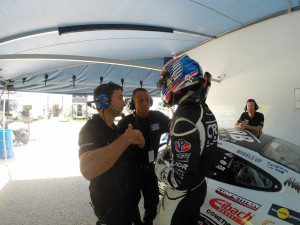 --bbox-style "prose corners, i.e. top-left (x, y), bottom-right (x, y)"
top-left (160, 180), bottom-right (207, 225)
top-left (129, 165), bottom-right (159, 224)
top-left (94, 194), bottom-right (132, 225)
